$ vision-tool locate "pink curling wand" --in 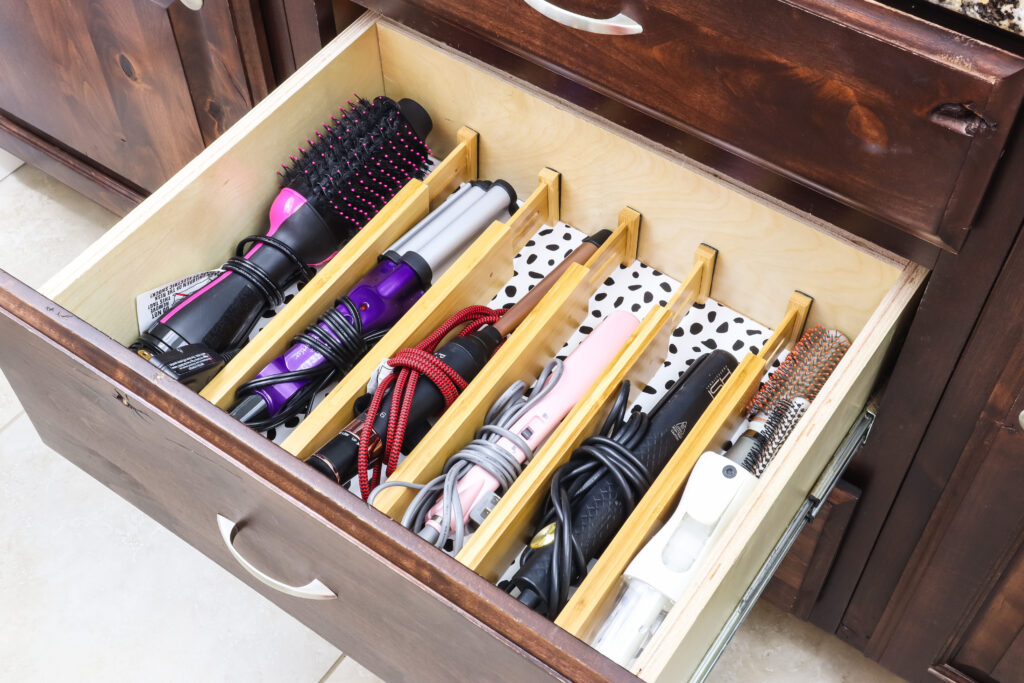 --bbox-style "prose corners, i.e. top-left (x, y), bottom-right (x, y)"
top-left (372, 310), bottom-right (640, 553)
